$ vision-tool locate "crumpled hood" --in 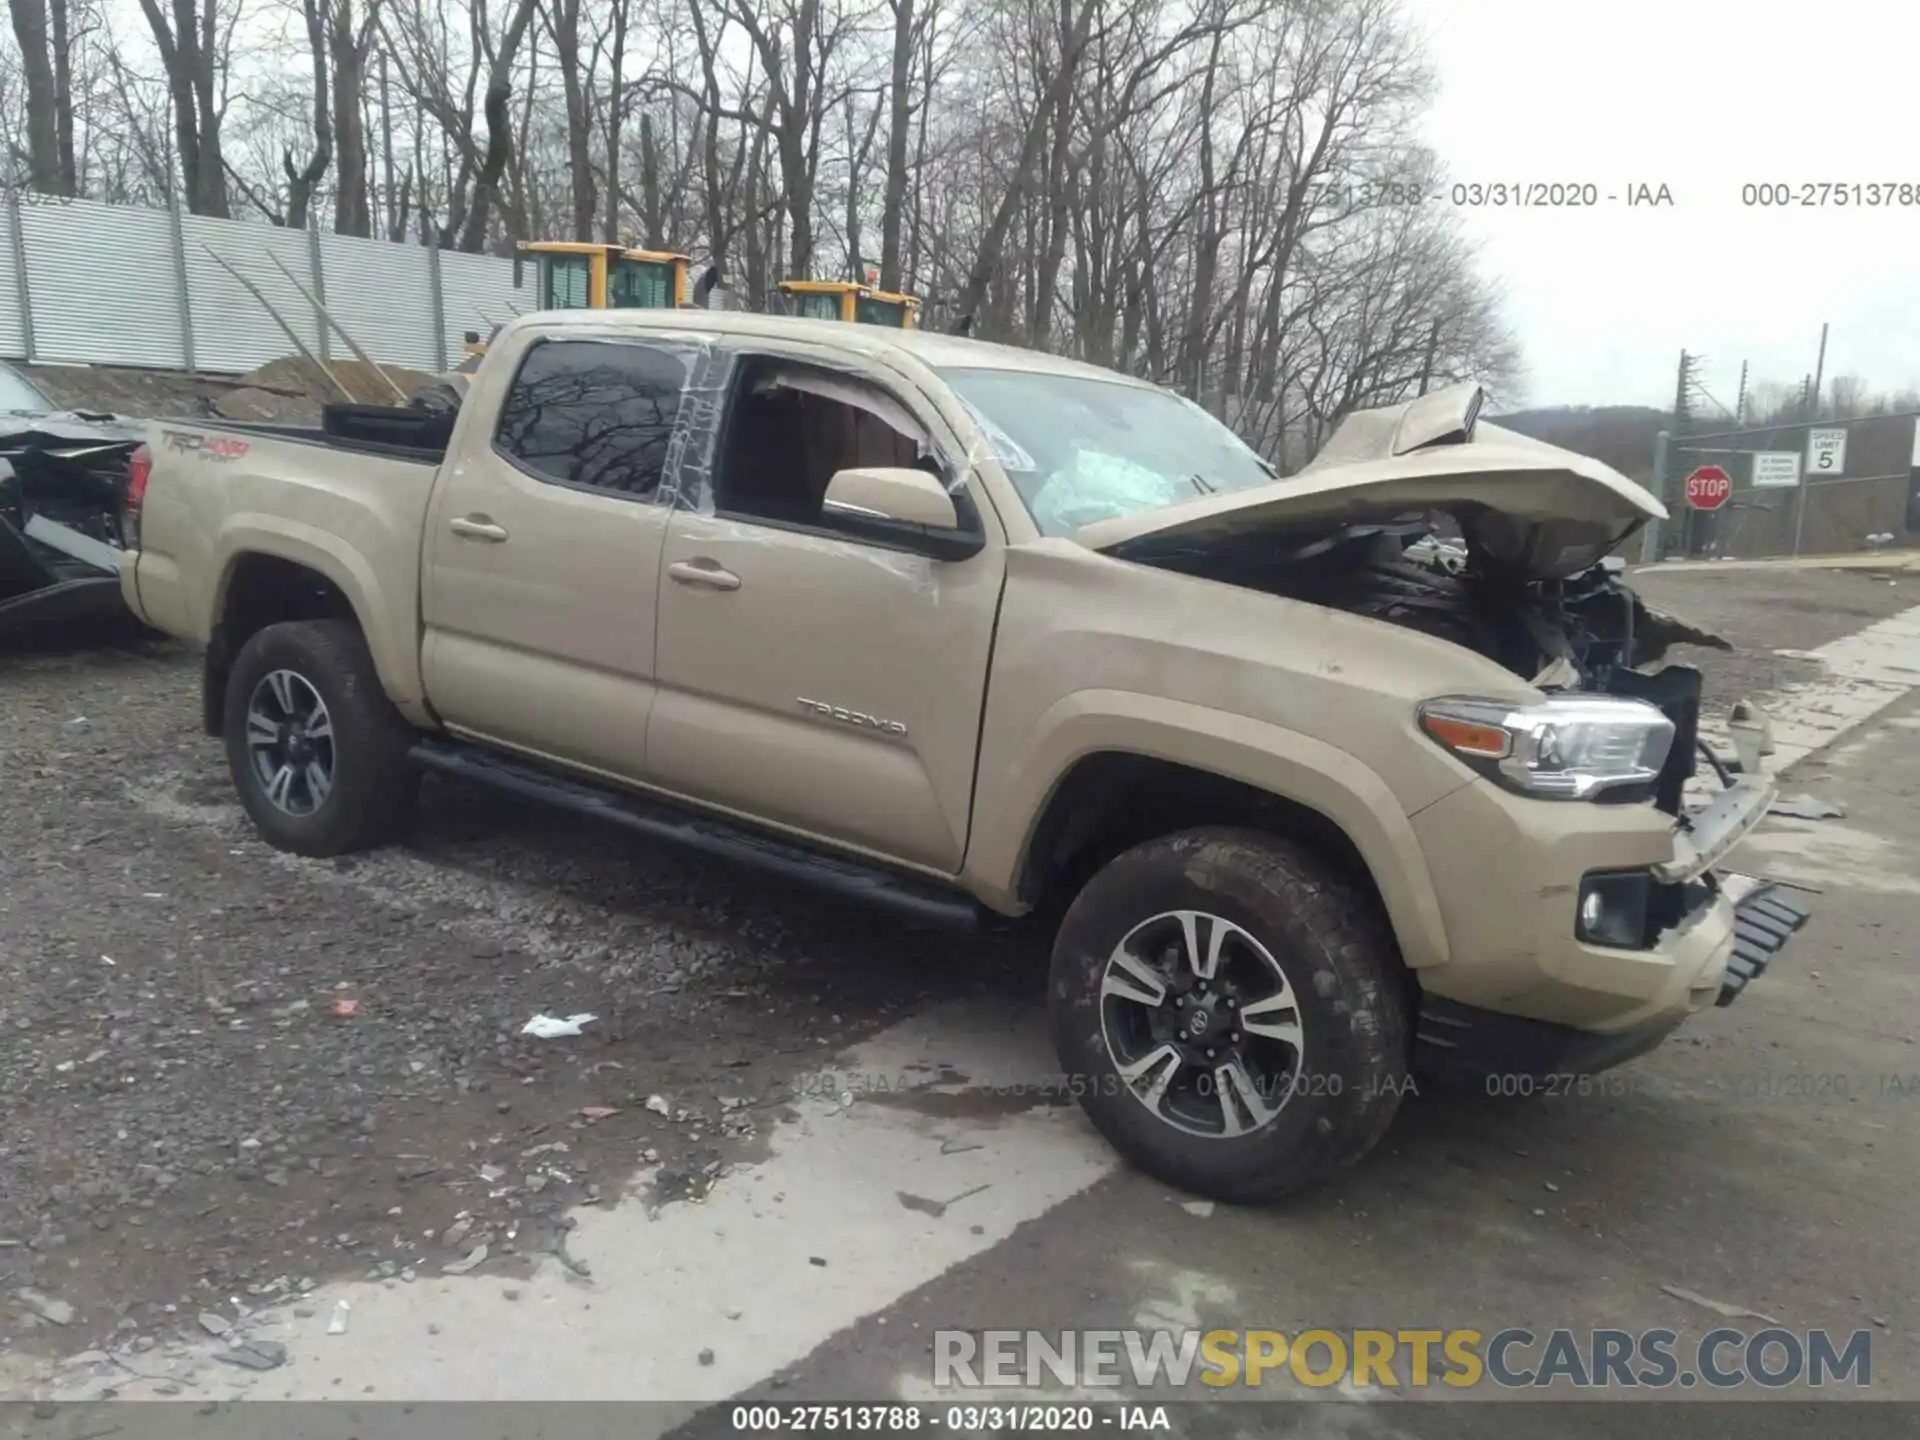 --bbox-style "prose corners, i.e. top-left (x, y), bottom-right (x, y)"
top-left (1076, 384), bottom-right (1667, 580)
top-left (0, 409), bottom-right (146, 450)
